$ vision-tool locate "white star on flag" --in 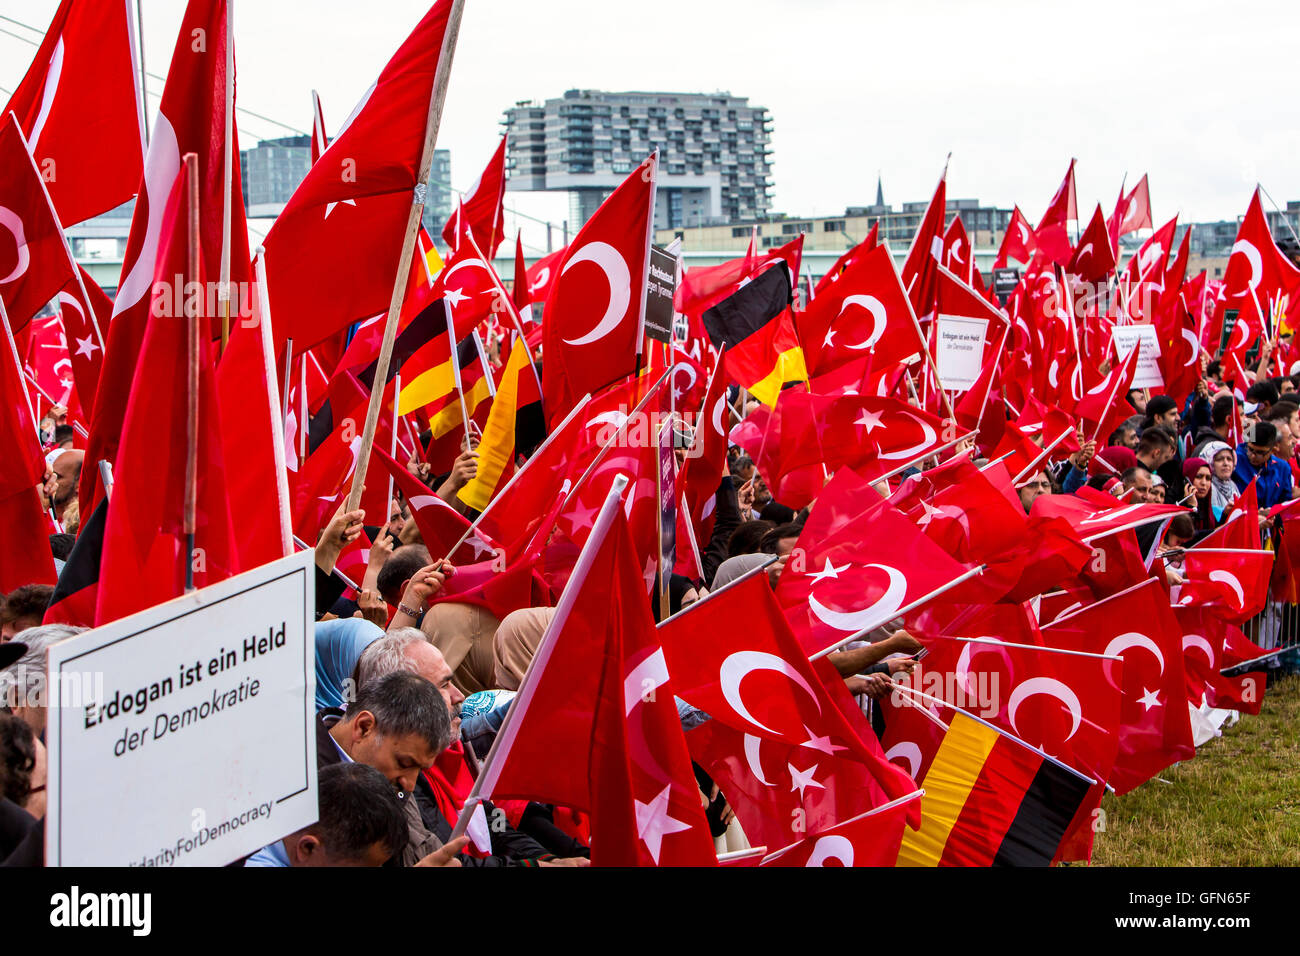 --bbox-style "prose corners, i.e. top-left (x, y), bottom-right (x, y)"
top-left (855, 409), bottom-right (883, 434)
top-left (634, 784), bottom-right (692, 864)
top-left (324, 198), bottom-right (357, 218)
top-left (643, 555), bottom-right (658, 593)
top-left (808, 558), bottom-right (849, 584)
top-left (443, 286), bottom-right (470, 309)
top-left (564, 502), bottom-right (598, 533)
top-left (916, 501), bottom-right (942, 527)
top-left (1138, 687), bottom-right (1162, 711)
top-left (74, 335), bottom-right (99, 360)
top-left (800, 726), bottom-right (848, 756)
top-left (467, 535), bottom-right (495, 560)
top-left (788, 762), bottom-right (826, 799)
